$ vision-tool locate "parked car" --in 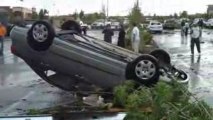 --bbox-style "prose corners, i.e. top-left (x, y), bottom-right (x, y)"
top-left (148, 21), bottom-right (163, 33)
top-left (163, 19), bottom-right (176, 30)
top-left (111, 22), bottom-right (120, 31)
top-left (10, 20), bottom-right (187, 93)
top-left (91, 21), bottom-right (104, 29)
top-left (205, 19), bottom-right (213, 28)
